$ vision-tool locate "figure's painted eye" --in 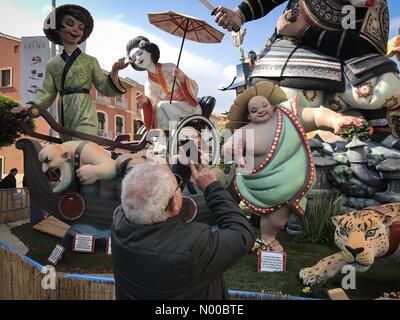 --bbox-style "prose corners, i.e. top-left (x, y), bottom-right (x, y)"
top-left (339, 227), bottom-right (348, 236)
top-left (365, 229), bottom-right (377, 239)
